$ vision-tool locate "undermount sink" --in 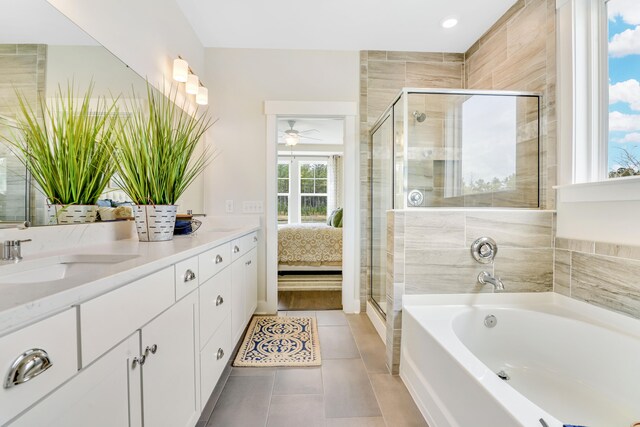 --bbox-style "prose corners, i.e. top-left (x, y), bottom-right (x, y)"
top-left (0, 254), bottom-right (138, 285)
top-left (206, 227), bottom-right (240, 233)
